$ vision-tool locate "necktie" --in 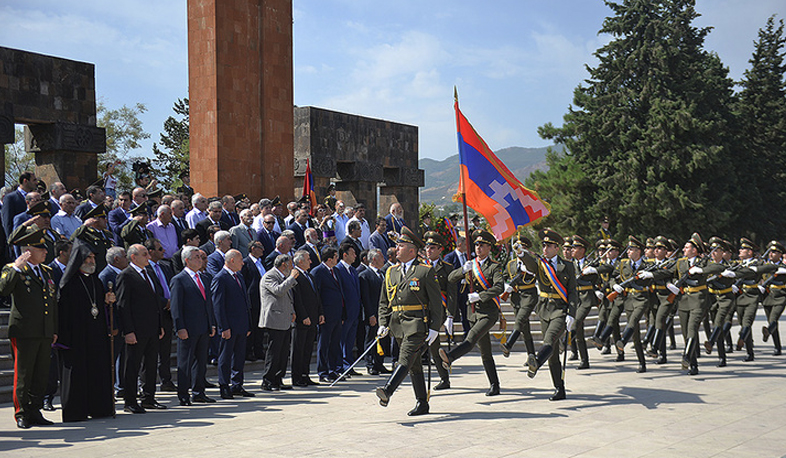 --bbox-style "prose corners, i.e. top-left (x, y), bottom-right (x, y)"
top-left (314, 245), bottom-right (321, 263)
top-left (330, 267), bottom-right (338, 282)
top-left (33, 265), bottom-right (42, 282)
top-left (141, 268), bottom-right (154, 291)
top-left (233, 272), bottom-right (242, 289)
top-left (195, 273), bottom-right (206, 300)
top-left (153, 264), bottom-right (171, 299)
top-left (248, 228), bottom-right (254, 241)
top-left (256, 258), bottom-right (265, 276)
